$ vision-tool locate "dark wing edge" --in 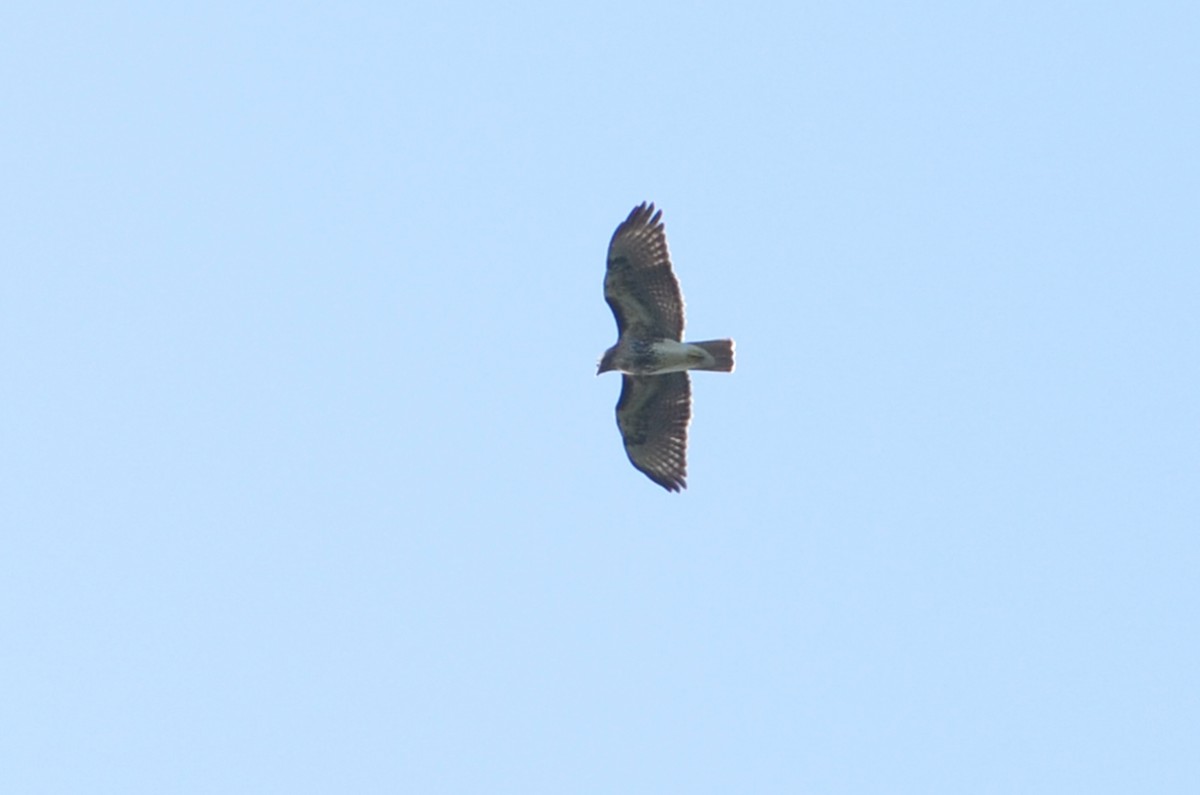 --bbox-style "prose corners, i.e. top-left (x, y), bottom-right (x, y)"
top-left (615, 372), bottom-right (691, 492)
top-left (604, 202), bottom-right (685, 341)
